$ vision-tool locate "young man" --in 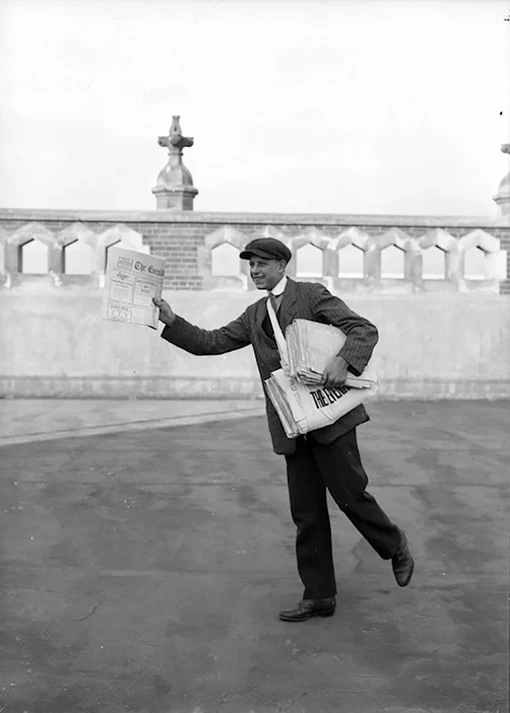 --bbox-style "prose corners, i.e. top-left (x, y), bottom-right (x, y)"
top-left (153, 237), bottom-right (414, 622)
